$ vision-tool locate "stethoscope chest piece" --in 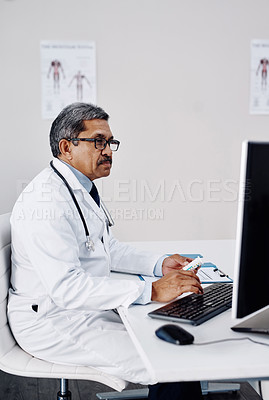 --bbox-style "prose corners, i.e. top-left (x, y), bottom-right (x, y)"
top-left (86, 236), bottom-right (95, 252)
